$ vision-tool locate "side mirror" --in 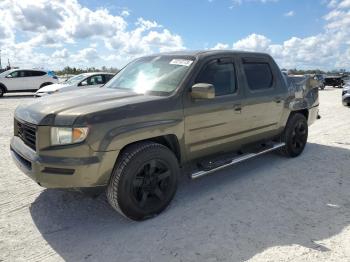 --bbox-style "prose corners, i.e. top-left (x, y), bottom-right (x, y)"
top-left (79, 80), bottom-right (88, 86)
top-left (191, 83), bottom-right (215, 99)
top-left (6, 75), bottom-right (12, 78)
